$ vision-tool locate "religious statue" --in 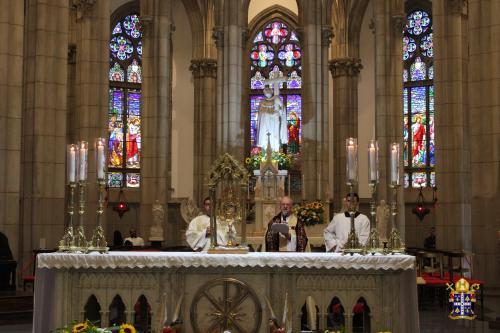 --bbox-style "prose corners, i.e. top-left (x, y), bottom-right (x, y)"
top-left (149, 200), bottom-right (165, 242)
top-left (257, 86), bottom-right (287, 152)
top-left (376, 199), bottom-right (390, 242)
